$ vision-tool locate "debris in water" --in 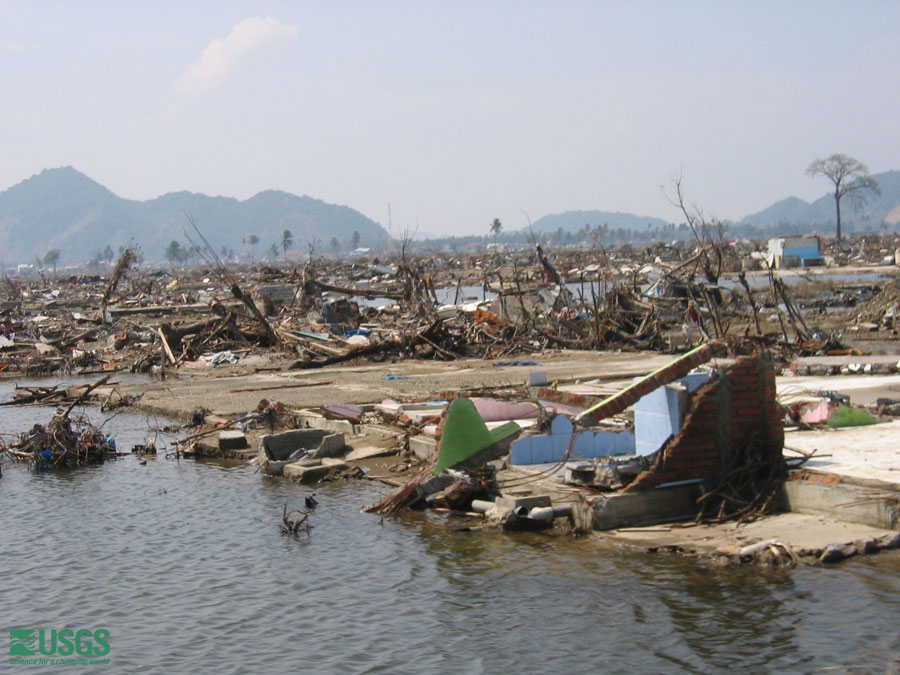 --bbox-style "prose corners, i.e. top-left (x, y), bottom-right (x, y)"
top-left (280, 503), bottom-right (311, 536)
top-left (2, 412), bottom-right (117, 470)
